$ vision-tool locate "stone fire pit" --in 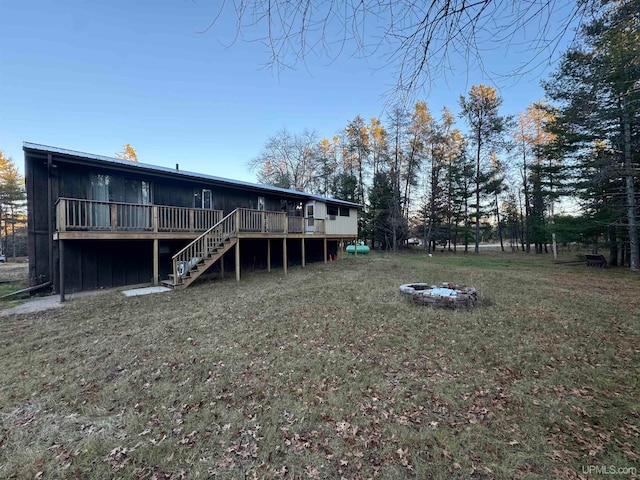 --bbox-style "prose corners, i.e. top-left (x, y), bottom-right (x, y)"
top-left (400, 282), bottom-right (478, 308)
